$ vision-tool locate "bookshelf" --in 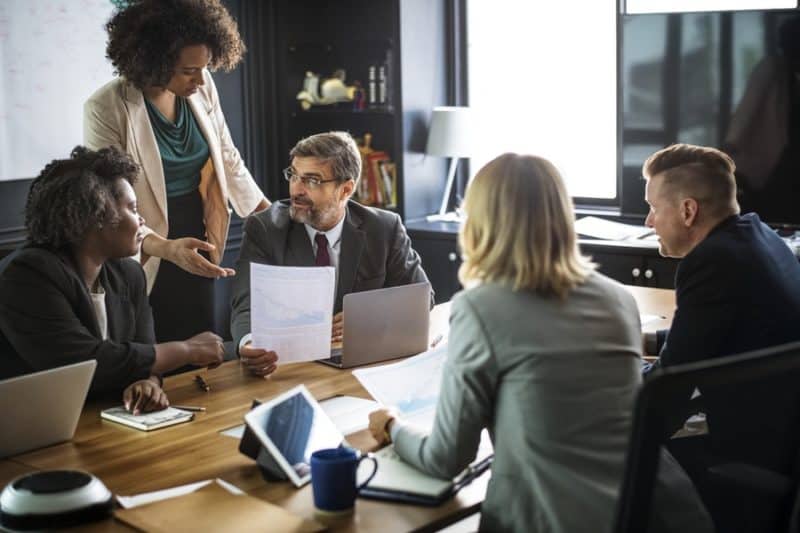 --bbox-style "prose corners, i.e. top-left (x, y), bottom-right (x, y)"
top-left (272, 0), bottom-right (449, 220)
